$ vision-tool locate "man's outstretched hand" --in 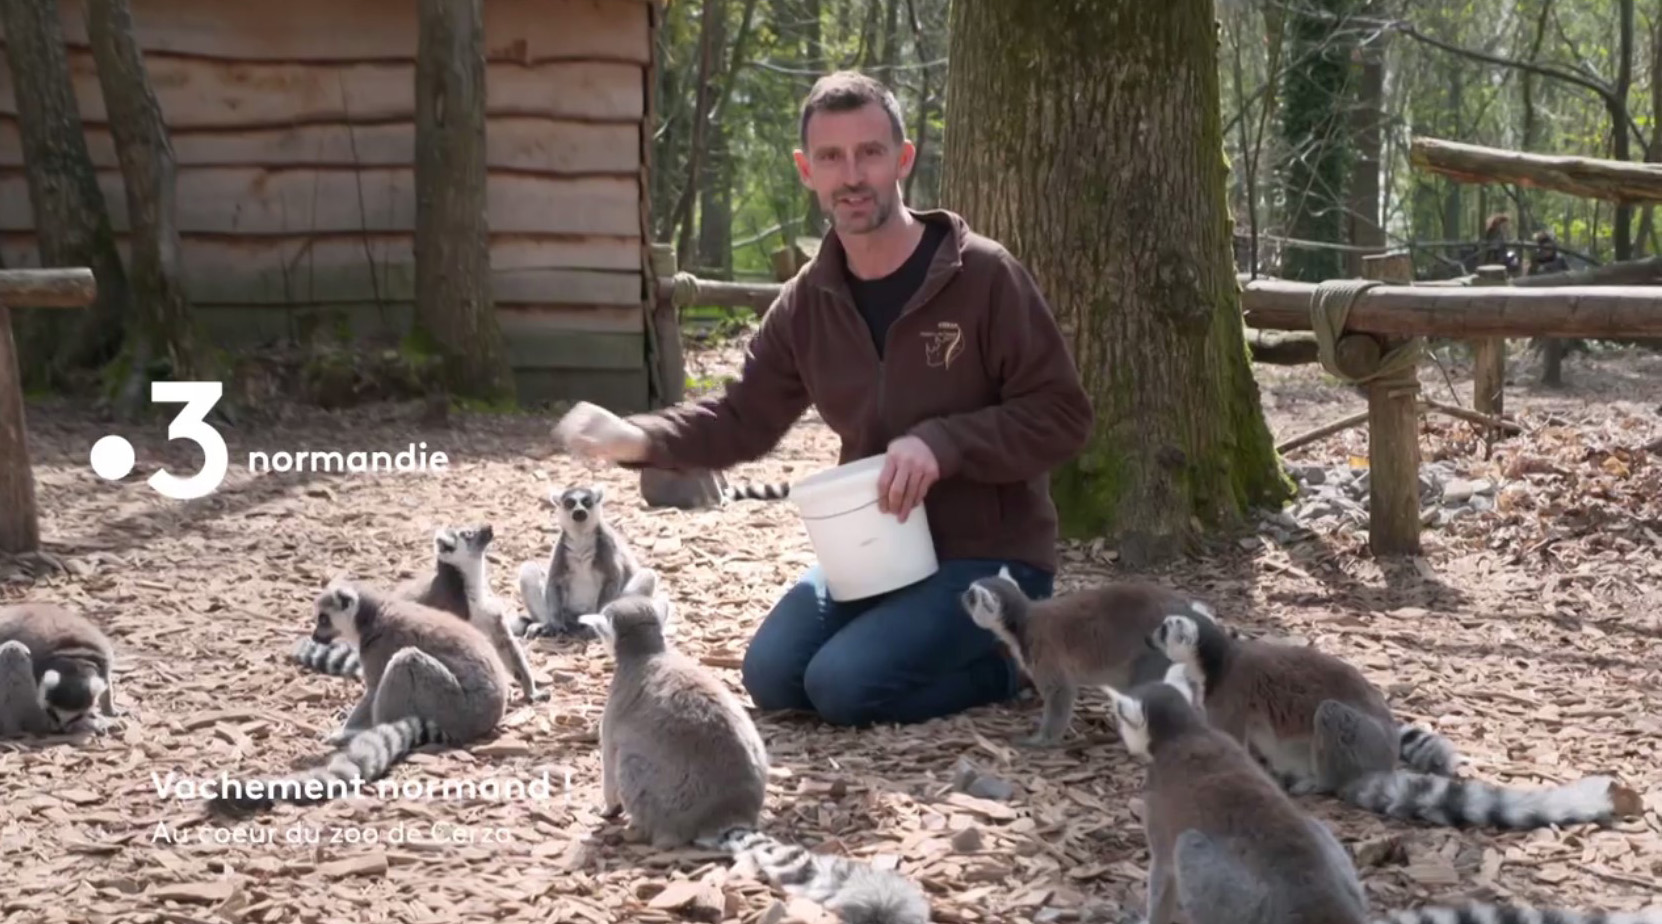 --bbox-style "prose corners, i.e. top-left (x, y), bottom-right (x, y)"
top-left (877, 436), bottom-right (940, 523)
top-left (554, 401), bottom-right (650, 464)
